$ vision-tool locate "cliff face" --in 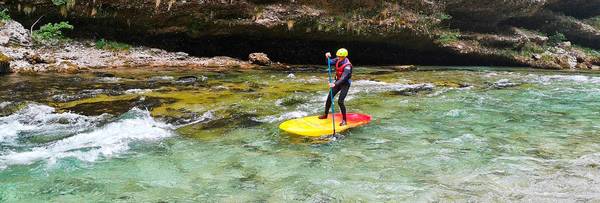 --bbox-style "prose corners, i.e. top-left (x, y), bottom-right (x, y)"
top-left (547, 0), bottom-right (600, 18)
top-left (2, 0), bottom-right (600, 68)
